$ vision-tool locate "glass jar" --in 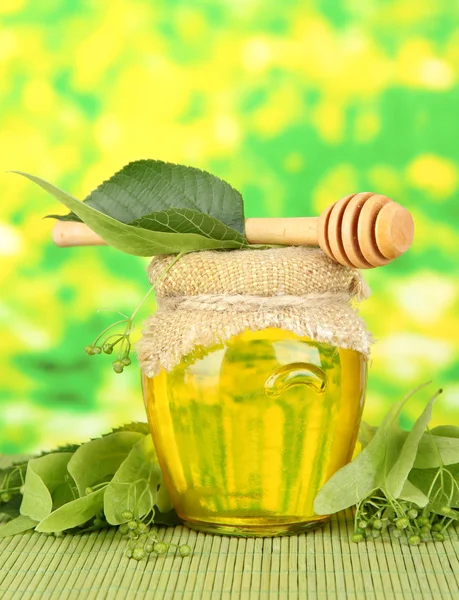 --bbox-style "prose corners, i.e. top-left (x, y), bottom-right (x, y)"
top-left (143, 327), bottom-right (367, 537)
